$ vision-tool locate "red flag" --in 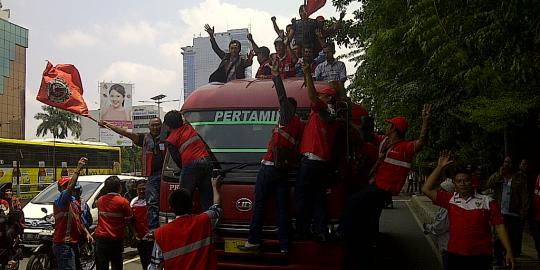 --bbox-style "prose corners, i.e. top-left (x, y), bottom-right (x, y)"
top-left (305, 0), bottom-right (326, 17)
top-left (36, 61), bottom-right (89, 116)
